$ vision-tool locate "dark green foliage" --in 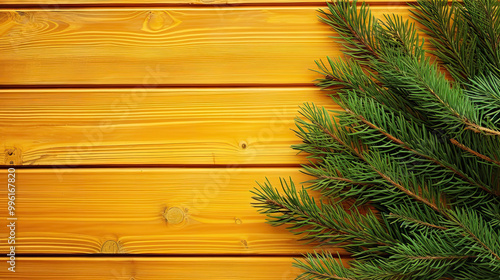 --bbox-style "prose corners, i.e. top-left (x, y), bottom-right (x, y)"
top-left (251, 0), bottom-right (500, 279)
